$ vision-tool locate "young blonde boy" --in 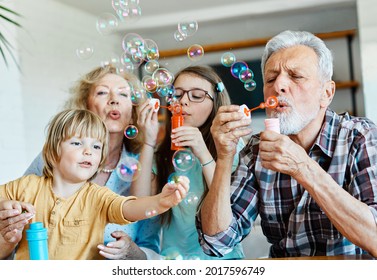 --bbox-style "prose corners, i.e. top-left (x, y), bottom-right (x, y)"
top-left (0, 109), bottom-right (189, 259)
